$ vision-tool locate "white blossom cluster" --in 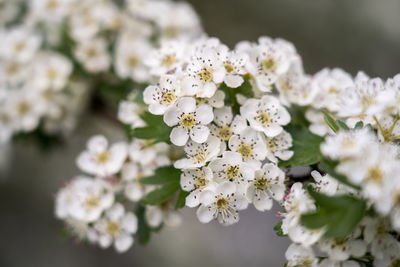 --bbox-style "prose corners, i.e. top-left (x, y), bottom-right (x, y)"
top-left (0, 0), bottom-right (202, 143)
top-left (55, 134), bottom-right (181, 253)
